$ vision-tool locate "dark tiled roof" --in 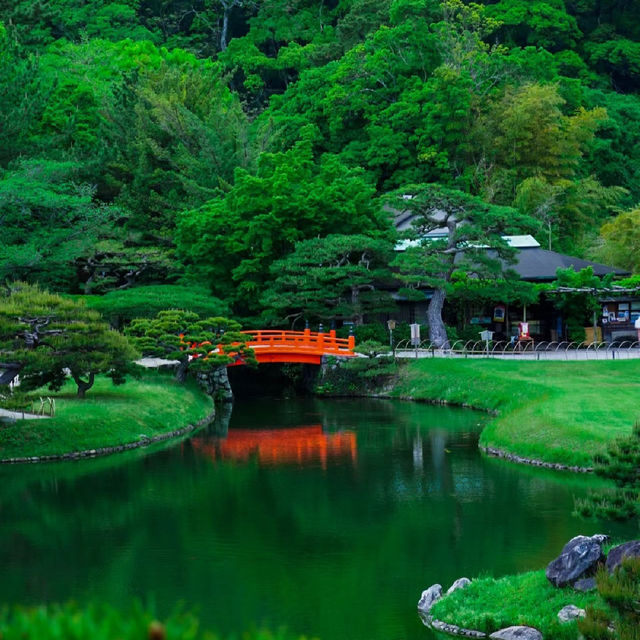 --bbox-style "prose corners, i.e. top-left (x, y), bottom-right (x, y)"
top-left (511, 248), bottom-right (628, 281)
